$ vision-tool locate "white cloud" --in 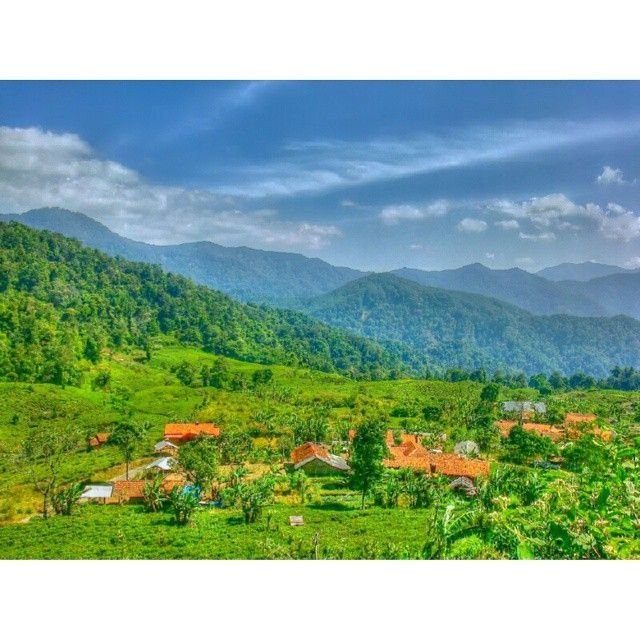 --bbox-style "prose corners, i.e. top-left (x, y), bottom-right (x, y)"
top-left (379, 199), bottom-right (450, 225)
top-left (516, 257), bottom-right (534, 266)
top-left (495, 219), bottom-right (520, 230)
top-left (219, 118), bottom-right (640, 198)
top-left (485, 193), bottom-right (640, 242)
top-left (519, 231), bottom-right (556, 242)
top-left (624, 257), bottom-right (640, 269)
top-left (0, 126), bottom-right (341, 251)
top-left (596, 165), bottom-right (626, 185)
top-left (340, 199), bottom-right (357, 207)
top-left (409, 243), bottom-right (423, 250)
top-left (485, 252), bottom-right (495, 260)
top-left (457, 217), bottom-right (487, 233)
